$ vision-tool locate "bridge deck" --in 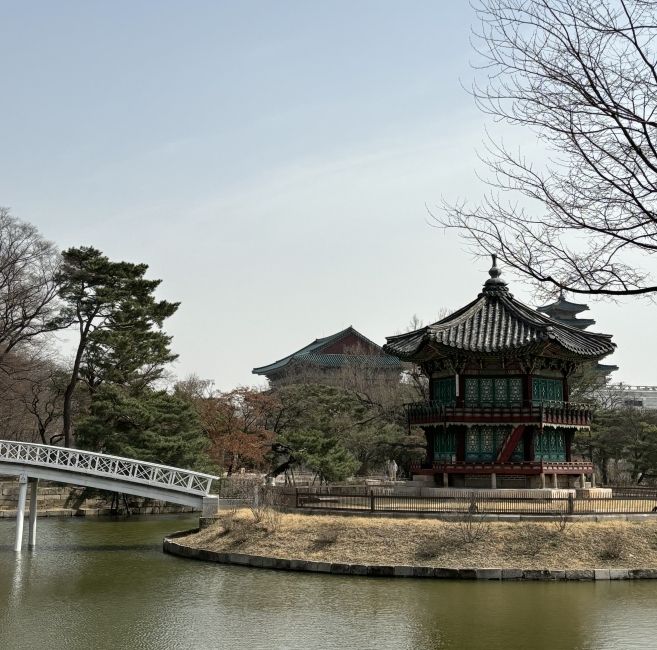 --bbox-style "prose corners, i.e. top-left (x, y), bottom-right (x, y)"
top-left (0, 440), bottom-right (217, 497)
top-left (0, 440), bottom-right (221, 550)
